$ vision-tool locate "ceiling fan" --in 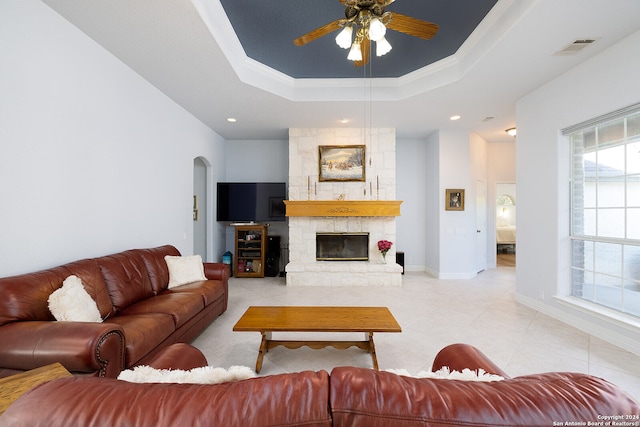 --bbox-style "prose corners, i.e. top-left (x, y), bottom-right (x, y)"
top-left (293, 0), bottom-right (439, 67)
